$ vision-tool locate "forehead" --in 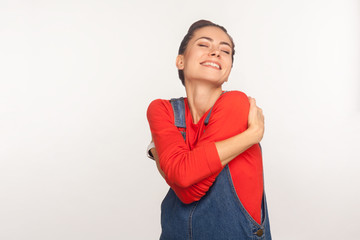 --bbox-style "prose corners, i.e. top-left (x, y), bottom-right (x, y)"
top-left (191, 26), bottom-right (232, 46)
